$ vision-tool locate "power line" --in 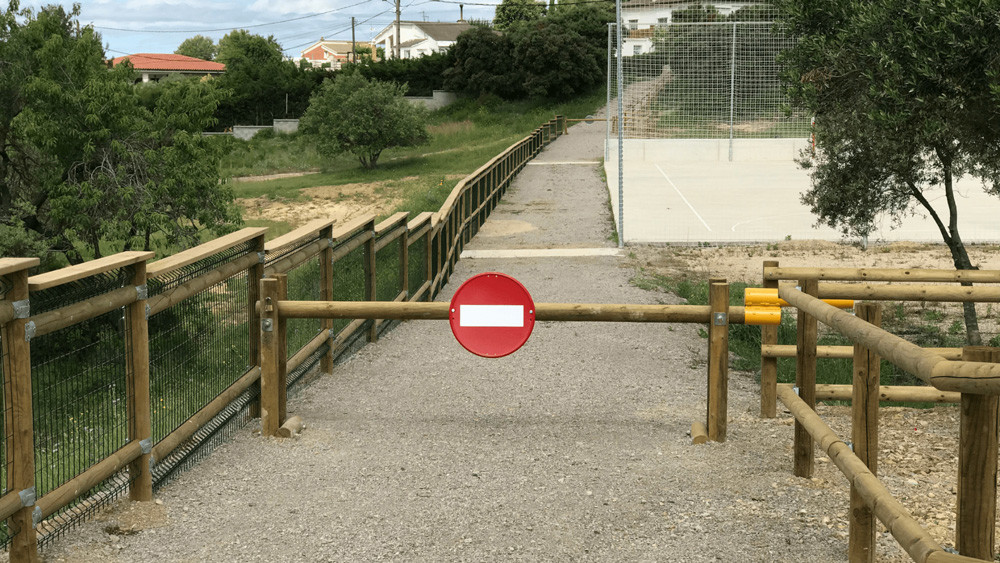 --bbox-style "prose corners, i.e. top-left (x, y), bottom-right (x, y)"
top-left (281, 9), bottom-right (394, 52)
top-left (92, 0), bottom-right (377, 34)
